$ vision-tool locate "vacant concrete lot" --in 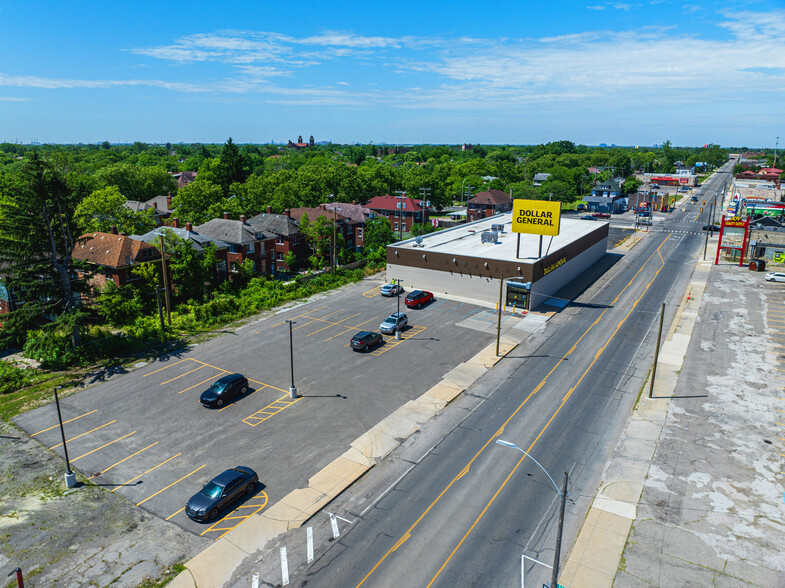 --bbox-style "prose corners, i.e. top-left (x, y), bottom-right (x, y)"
top-left (14, 279), bottom-right (503, 538)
